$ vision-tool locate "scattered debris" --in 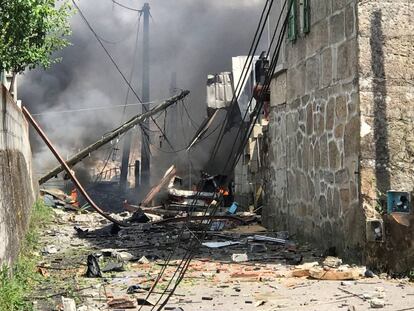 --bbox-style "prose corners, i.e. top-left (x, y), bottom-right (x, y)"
top-left (130, 210), bottom-right (151, 223)
top-left (323, 256), bottom-right (343, 268)
top-left (41, 189), bottom-right (79, 211)
top-left (232, 253), bottom-right (249, 263)
top-left (102, 261), bottom-right (125, 272)
top-left (85, 254), bottom-right (102, 278)
top-left (99, 249), bottom-right (135, 262)
top-left (137, 298), bottom-right (155, 306)
top-left (141, 165), bottom-right (177, 206)
top-left (248, 235), bottom-right (287, 245)
top-left (42, 245), bottom-right (59, 255)
top-left (286, 254), bottom-right (303, 265)
top-left (309, 267), bottom-right (360, 281)
top-left (248, 243), bottom-right (268, 253)
top-left (61, 297), bottom-right (77, 311)
top-left (74, 226), bottom-right (89, 237)
top-left (210, 221), bottom-right (225, 231)
top-left (255, 300), bottom-right (266, 307)
top-left (137, 256), bottom-right (150, 264)
top-left (227, 202), bottom-right (239, 214)
top-left (127, 284), bottom-right (149, 294)
top-left (292, 262), bottom-right (319, 278)
top-left (110, 223), bottom-right (122, 235)
top-left (202, 241), bottom-right (241, 249)
top-left (37, 267), bottom-right (50, 277)
top-left (365, 269), bottom-right (376, 278)
top-left (108, 297), bottom-right (136, 309)
top-left (370, 298), bottom-right (385, 308)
